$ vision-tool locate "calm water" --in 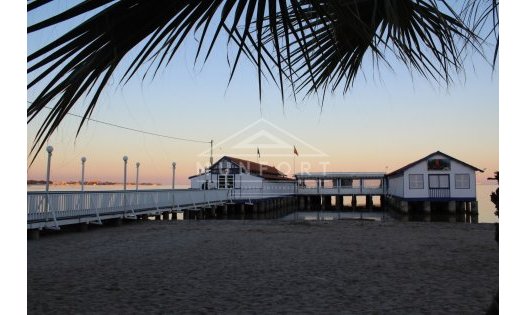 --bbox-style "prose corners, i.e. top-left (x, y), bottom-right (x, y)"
top-left (27, 184), bottom-right (498, 223)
